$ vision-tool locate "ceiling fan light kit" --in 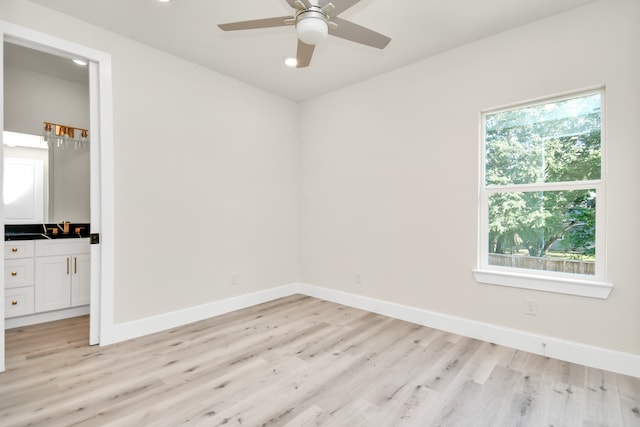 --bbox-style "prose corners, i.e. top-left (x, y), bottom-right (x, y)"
top-left (295, 9), bottom-right (329, 45)
top-left (218, 0), bottom-right (391, 68)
